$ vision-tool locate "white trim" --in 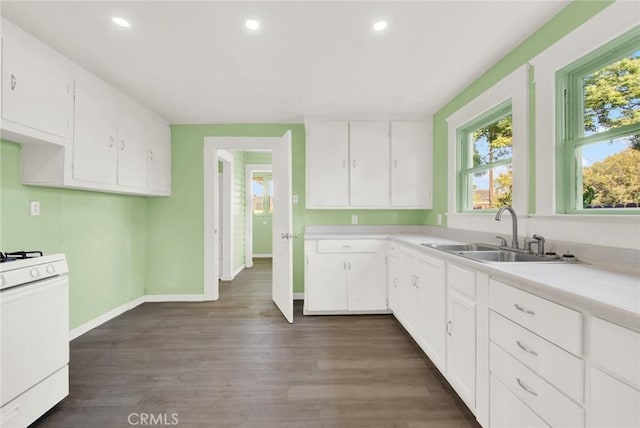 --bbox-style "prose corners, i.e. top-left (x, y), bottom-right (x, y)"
top-left (144, 294), bottom-right (206, 302)
top-left (69, 296), bottom-right (146, 340)
top-left (245, 163), bottom-right (273, 268)
top-left (293, 292), bottom-right (304, 301)
top-left (253, 253), bottom-right (273, 258)
top-left (446, 65), bottom-right (529, 232)
top-left (221, 264), bottom-right (245, 281)
top-left (217, 150), bottom-right (234, 281)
